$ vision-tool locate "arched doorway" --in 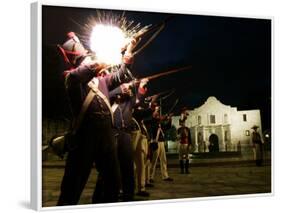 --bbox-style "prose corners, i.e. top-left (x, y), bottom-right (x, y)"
top-left (209, 134), bottom-right (219, 152)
